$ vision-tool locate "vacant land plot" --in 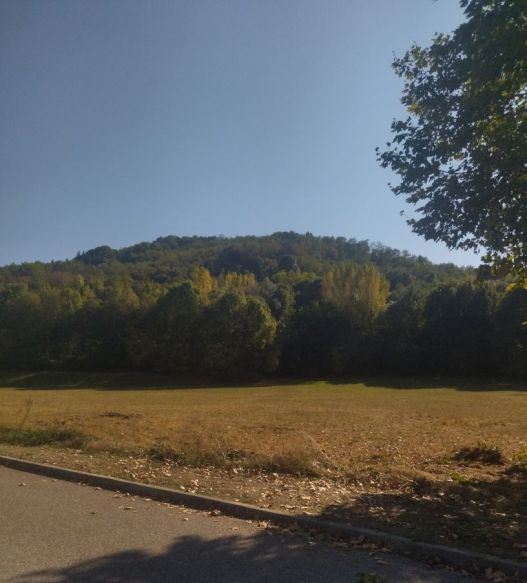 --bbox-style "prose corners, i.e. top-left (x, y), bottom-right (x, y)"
top-left (1, 371), bottom-right (526, 561)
